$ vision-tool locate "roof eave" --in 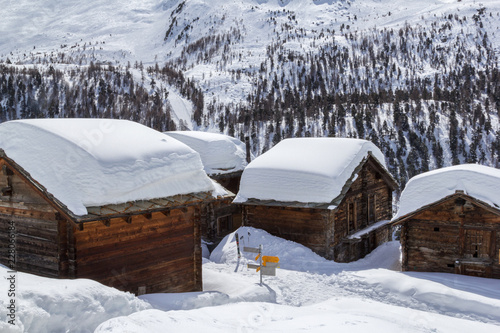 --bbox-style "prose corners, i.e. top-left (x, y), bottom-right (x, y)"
top-left (391, 191), bottom-right (500, 225)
